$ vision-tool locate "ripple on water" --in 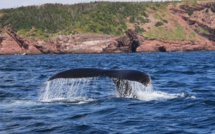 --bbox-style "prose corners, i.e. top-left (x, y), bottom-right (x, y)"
top-left (0, 52), bottom-right (214, 133)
